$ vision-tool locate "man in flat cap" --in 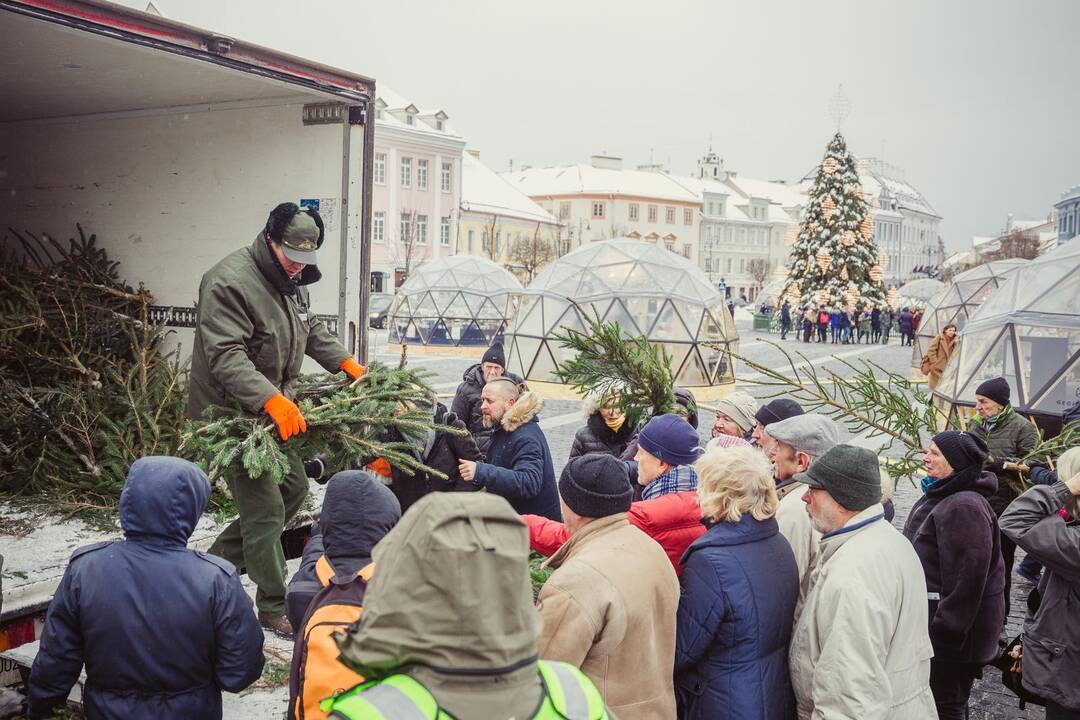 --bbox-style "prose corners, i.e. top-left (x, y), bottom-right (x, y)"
top-left (789, 444), bottom-right (935, 720)
top-left (763, 413), bottom-right (840, 601)
top-left (189, 202), bottom-right (366, 638)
